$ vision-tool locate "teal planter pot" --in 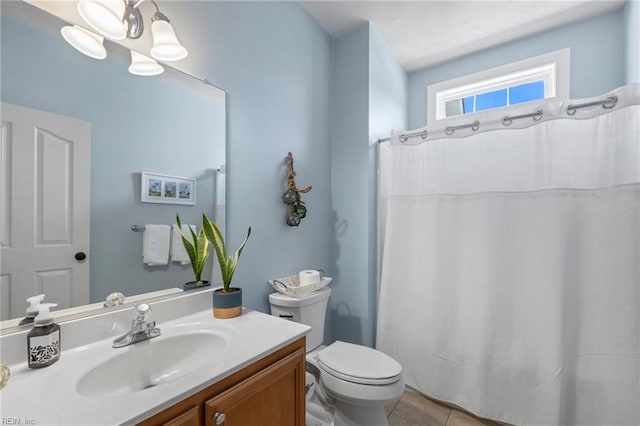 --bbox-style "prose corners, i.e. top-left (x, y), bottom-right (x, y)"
top-left (183, 281), bottom-right (211, 291)
top-left (212, 287), bottom-right (242, 319)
